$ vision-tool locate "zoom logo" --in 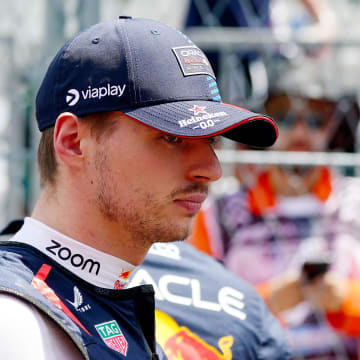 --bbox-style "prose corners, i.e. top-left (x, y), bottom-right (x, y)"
top-left (46, 239), bottom-right (101, 275)
top-left (66, 89), bottom-right (80, 106)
